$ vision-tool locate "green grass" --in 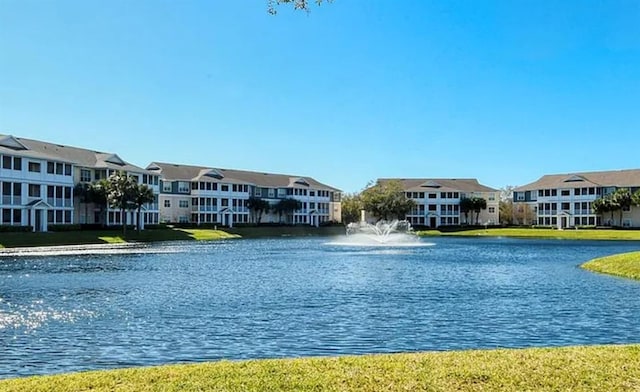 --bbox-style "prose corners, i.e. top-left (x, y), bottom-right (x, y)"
top-left (1, 345), bottom-right (638, 391)
top-left (0, 228), bottom-right (239, 249)
top-left (417, 227), bottom-right (640, 240)
top-left (226, 225), bottom-right (345, 238)
top-left (581, 251), bottom-right (640, 280)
